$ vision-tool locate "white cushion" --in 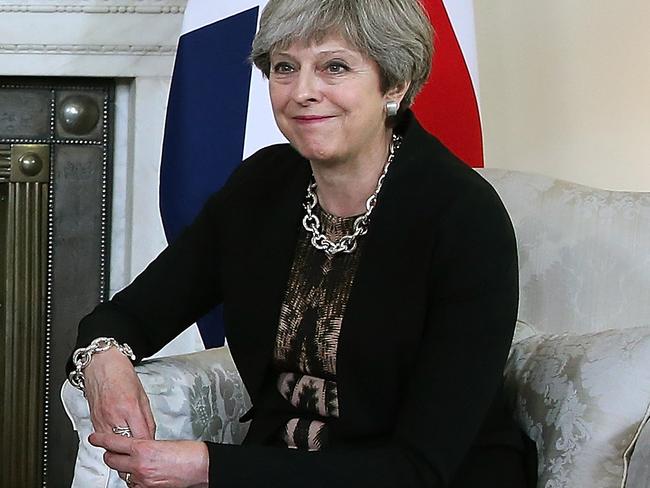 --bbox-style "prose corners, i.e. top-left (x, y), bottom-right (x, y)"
top-left (62, 347), bottom-right (251, 488)
top-left (505, 326), bottom-right (650, 488)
